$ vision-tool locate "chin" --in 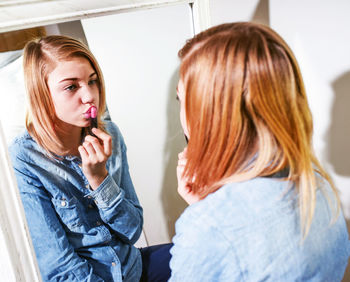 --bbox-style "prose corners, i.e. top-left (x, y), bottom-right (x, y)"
top-left (79, 120), bottom-right (91, 127)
